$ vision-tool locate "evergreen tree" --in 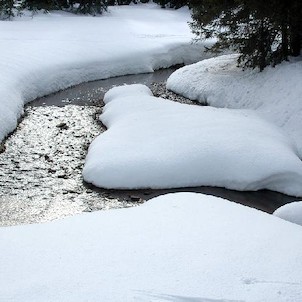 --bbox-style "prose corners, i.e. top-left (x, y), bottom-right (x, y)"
top-left (189, 0), bottom-right (302, 71)
top-left (0, 0), bottom-right (153, 18)
top-left (153, 0), bottom-right (188, 9)
top-left (21, 0), bottom-right (57, 11)
top-left (75, 0), bottom-right (107, 15)
top-left (106, 0), bottom-right (144, 5)
top-left (286, 0), bottom-right (302, 56)
top-left (20, 0), bottom-right (107, 15)
top-left (0, 0), bottom-right (15, 19)
top-left (55, 0), bottom-right (71, 9)
top-left (116, 0), bottom-right (133, 5)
